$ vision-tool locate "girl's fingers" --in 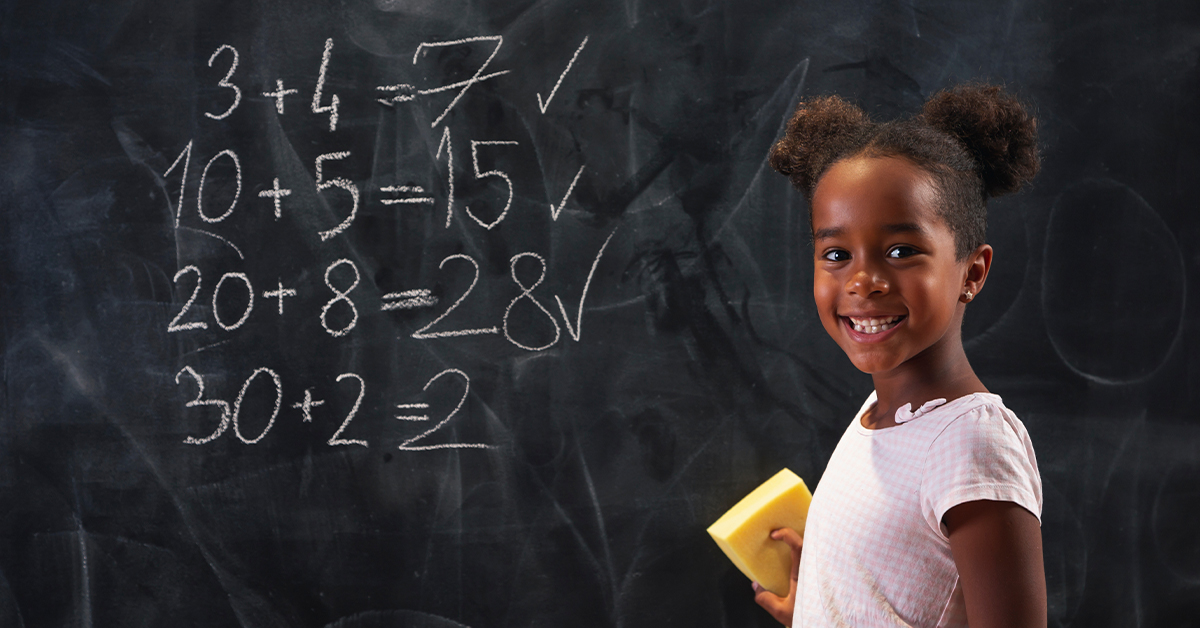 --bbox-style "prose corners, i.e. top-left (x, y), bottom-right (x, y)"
top-left (753, 589), bottom-right (784, 614)
top-left (770, 527), bottom-right (805, 551)
top-left (754, 587), bottom-right (795, 626)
